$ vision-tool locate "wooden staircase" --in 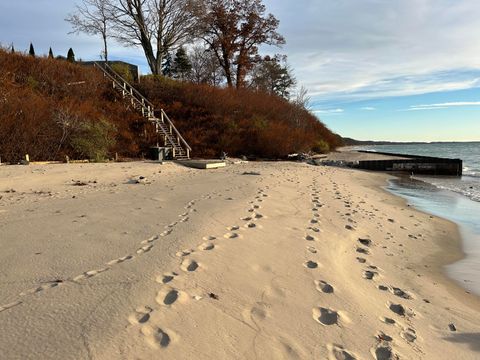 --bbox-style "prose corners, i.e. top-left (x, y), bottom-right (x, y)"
top-left (94, 62), bottom-right (191, 160)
